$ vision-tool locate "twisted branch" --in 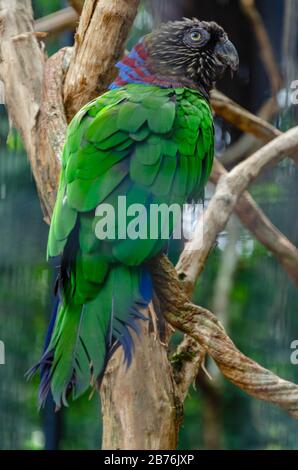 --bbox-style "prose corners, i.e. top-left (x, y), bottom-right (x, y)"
top-left (150, 256), bottom-right (298, 419)
top-left (173, 130), bottom-right (298, 398)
